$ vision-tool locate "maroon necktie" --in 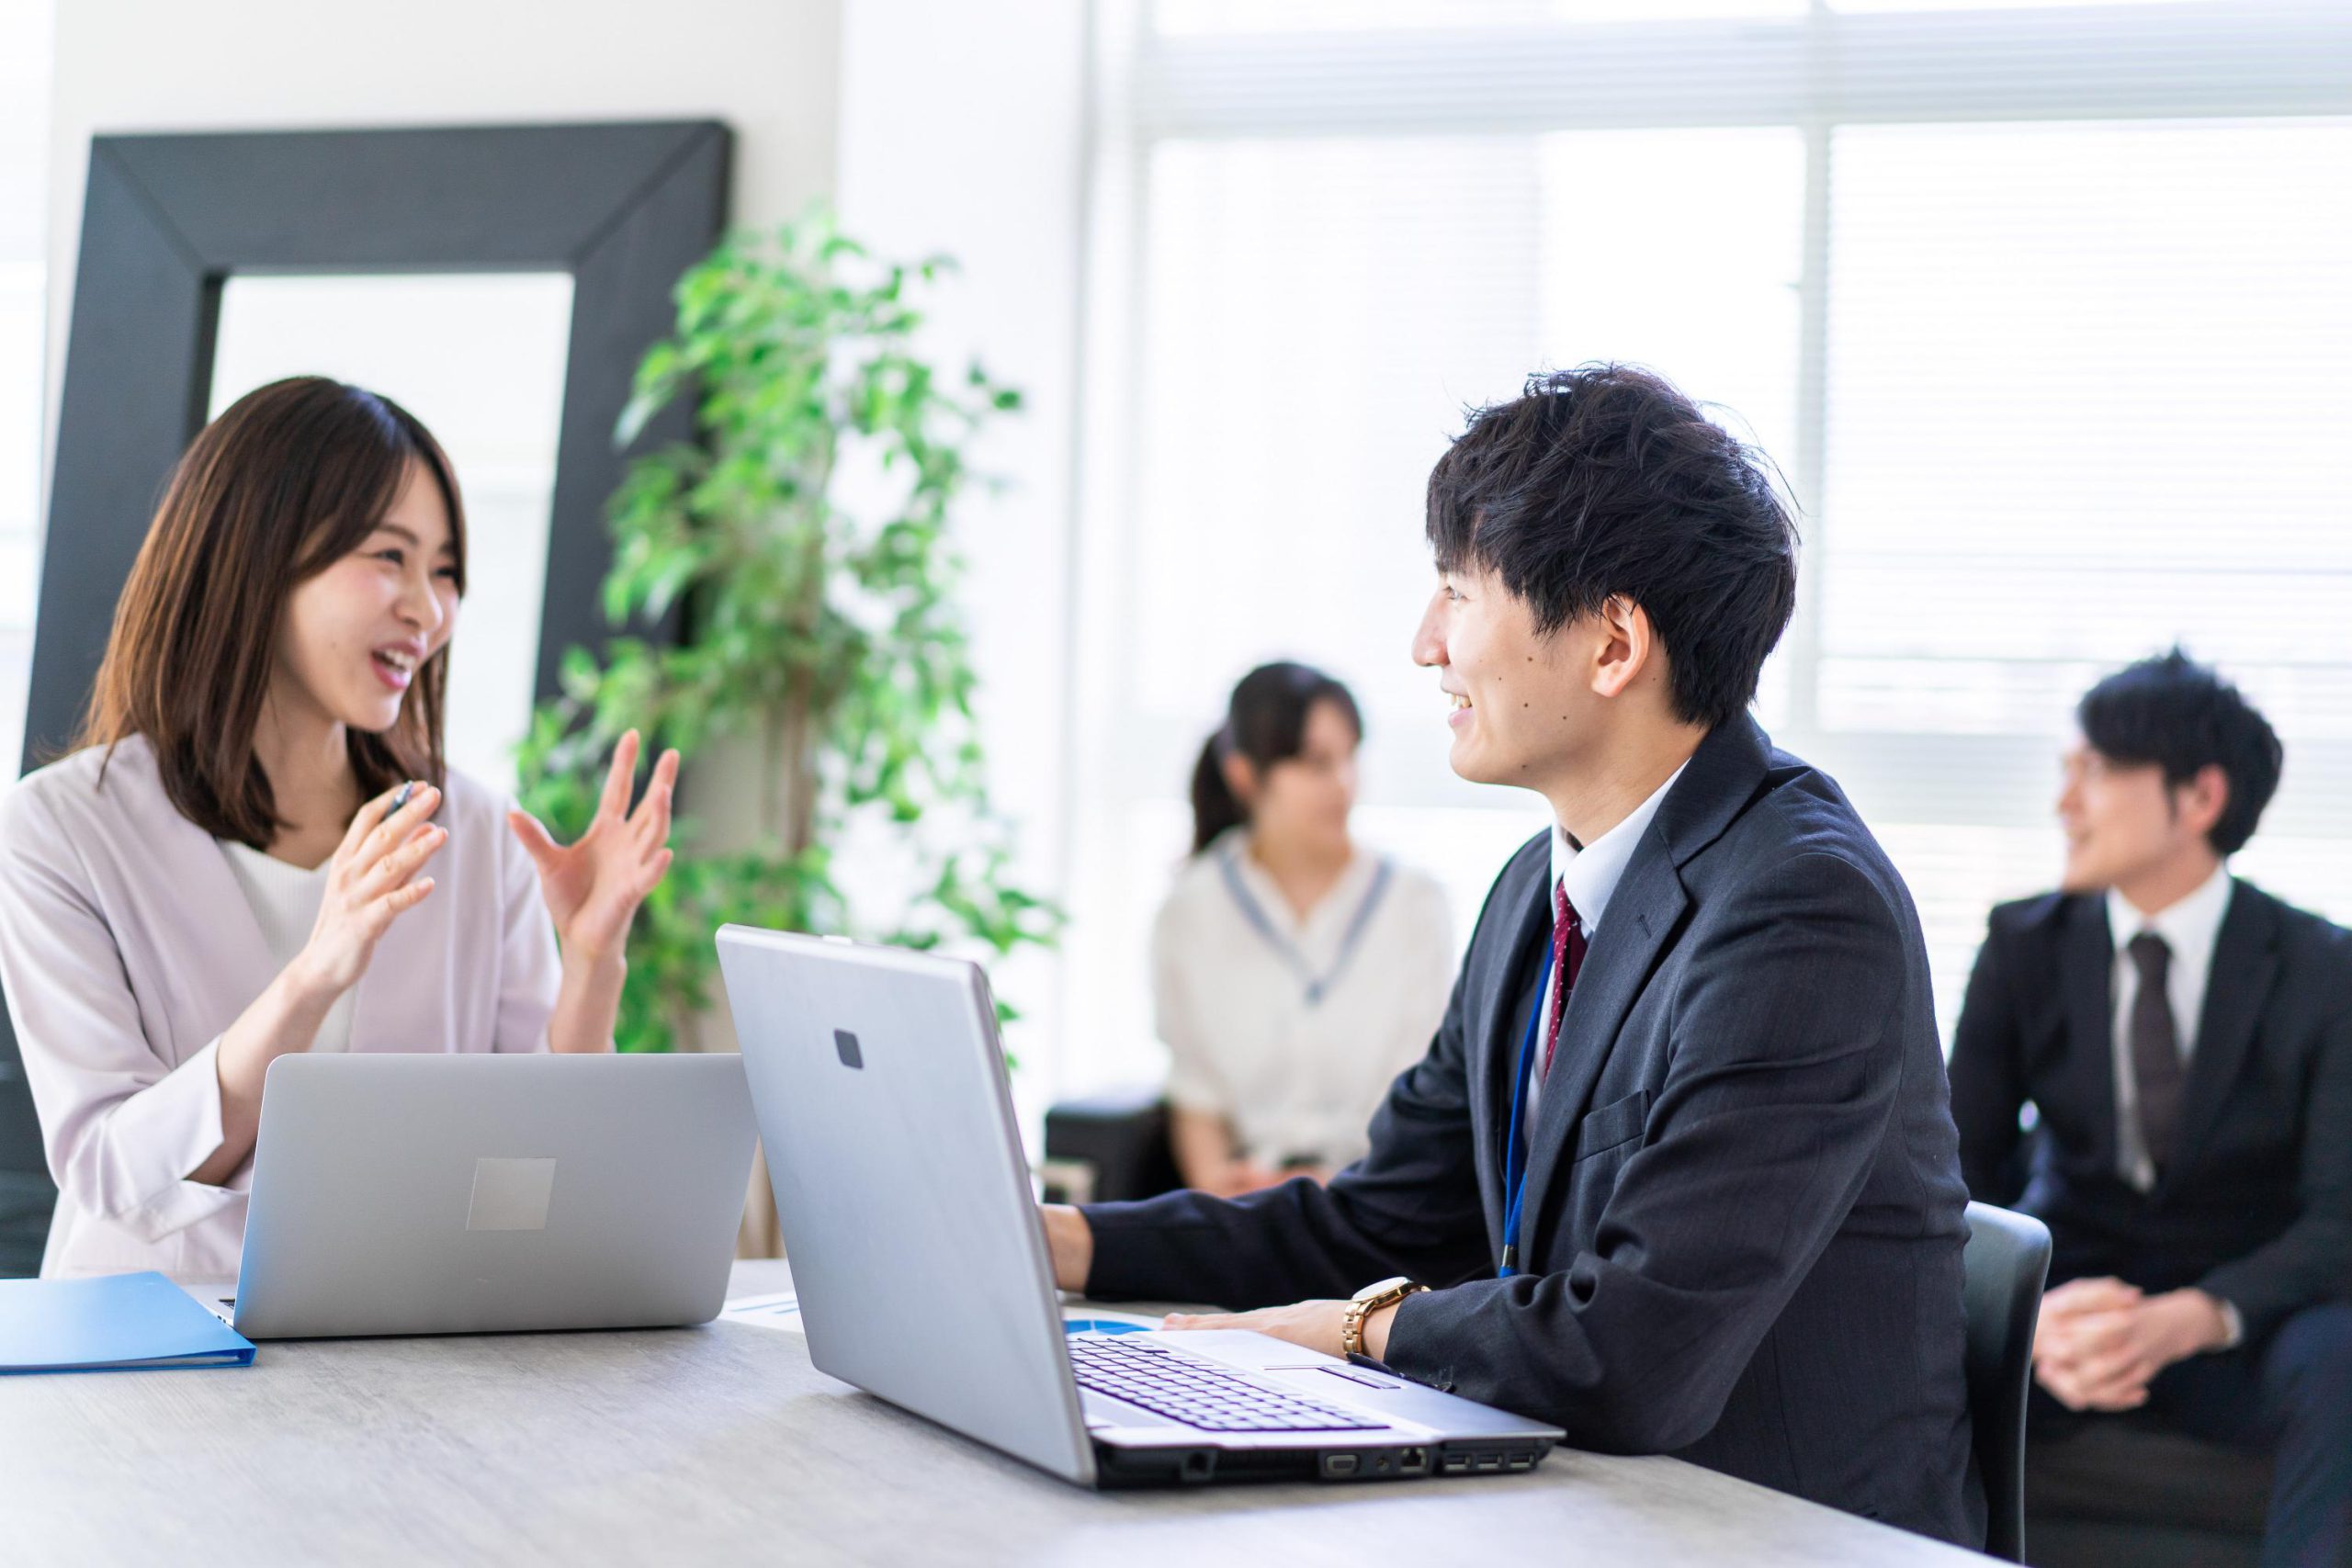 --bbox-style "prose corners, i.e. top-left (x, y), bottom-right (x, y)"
top-left (1542, 882), bottom-right (1587, 1077)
